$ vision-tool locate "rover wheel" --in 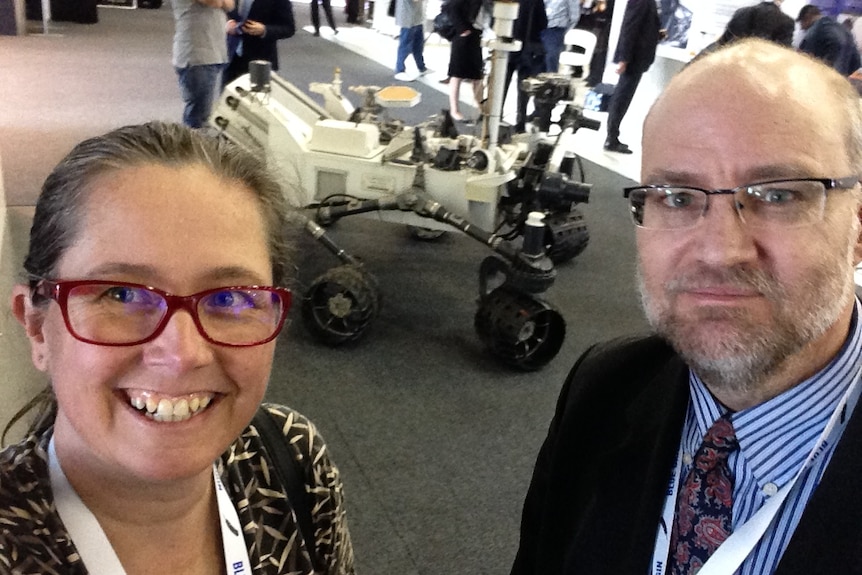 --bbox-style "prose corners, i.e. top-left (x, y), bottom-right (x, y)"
top-left (301, 265), bottom-right (381, 346)
top-left (474, 287), bottom-right (565, 371)
top-left (545, 208), bottom-right (589, 264)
